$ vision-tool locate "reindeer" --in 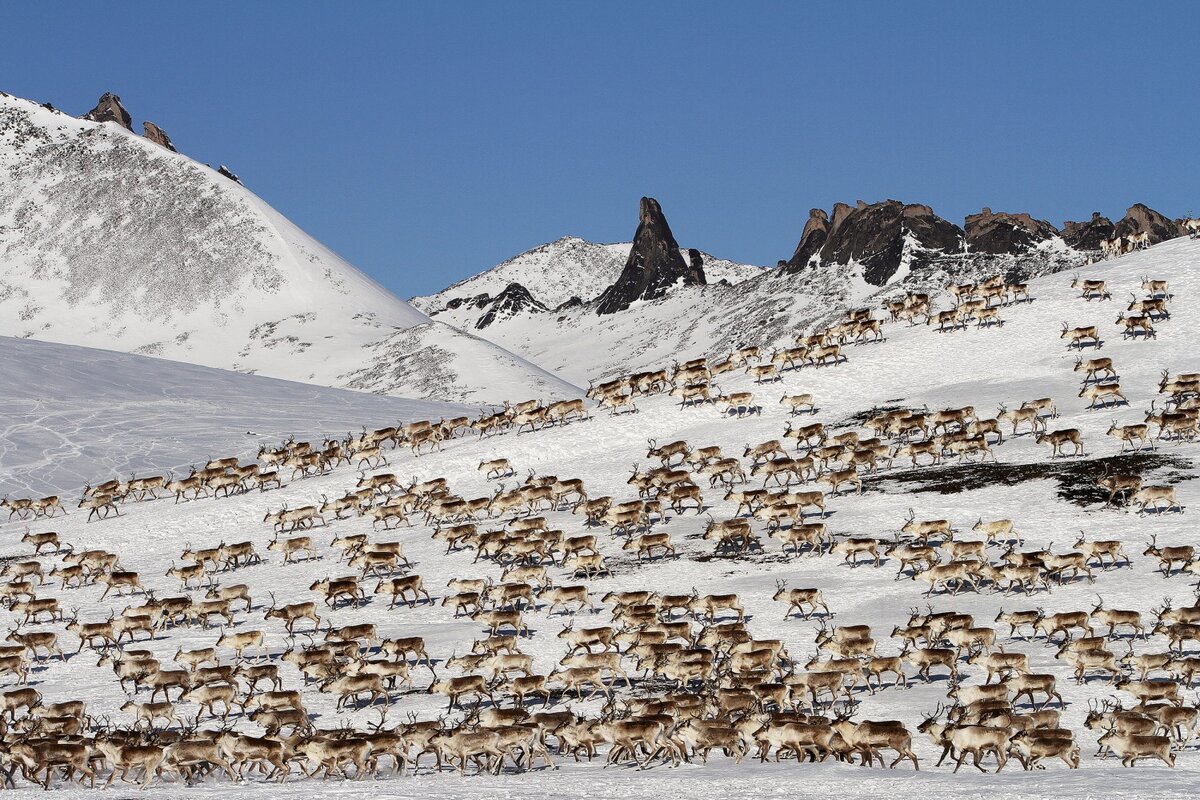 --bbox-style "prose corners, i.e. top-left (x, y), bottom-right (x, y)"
top-left (267, 531), bottom-right (318, 564)
top-left (1070, 274), bottom-right (1110, 300)
top-left (1116, 312), bottom-right (1156, 339)
top-left (1073, 531), bottom-right (1131, 569)
top-left (1106, 419), bottom-right (1149, 451)
top-left (1075, 355), bottom-right (1116, 383)
top-left (779, 393), bottom-right (817, 415)
top-left (478, 458), bottom-right (513, 479)
top-left (263, 593), bottom-right (321, 633)
top-left (1036, 429), bottom-right (1083, 458)
top-left (1061, 322), bottom-right (1100, 349)
top-left (1143, 536), bottom-right (1192, 575)
top-left (1142, 275), bottom-right (1170, 297)
top-left (1133, 486), bottom-right (1182, 515)
top-left (997, 404), bottom-right (1046, 436)
top-left (1096, 465), bottom-right (1141, 507)
top-left (1080, 383), bottom-right (1126, 409)
top-left (20, 530), bottom-right (60, 555)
